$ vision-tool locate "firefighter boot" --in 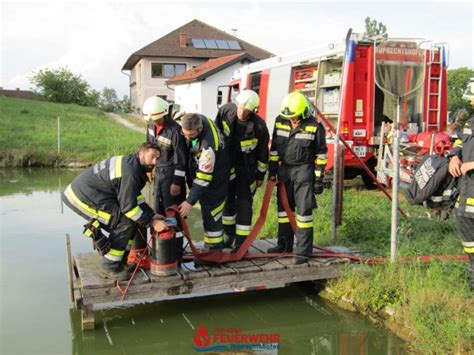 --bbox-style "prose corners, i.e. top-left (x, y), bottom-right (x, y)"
top-left (223, 234), bottom-right (236, 249)
top-left (205, 242), bottom-right (224, 251)
top-left (100, 258), bottom-right (130, 281)
top-left (267, 237), bottom-right (293, 254)
top-left (291, 255), bottom-right (309, 265)
top-left (231, 235), bottom-right (247, 253)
